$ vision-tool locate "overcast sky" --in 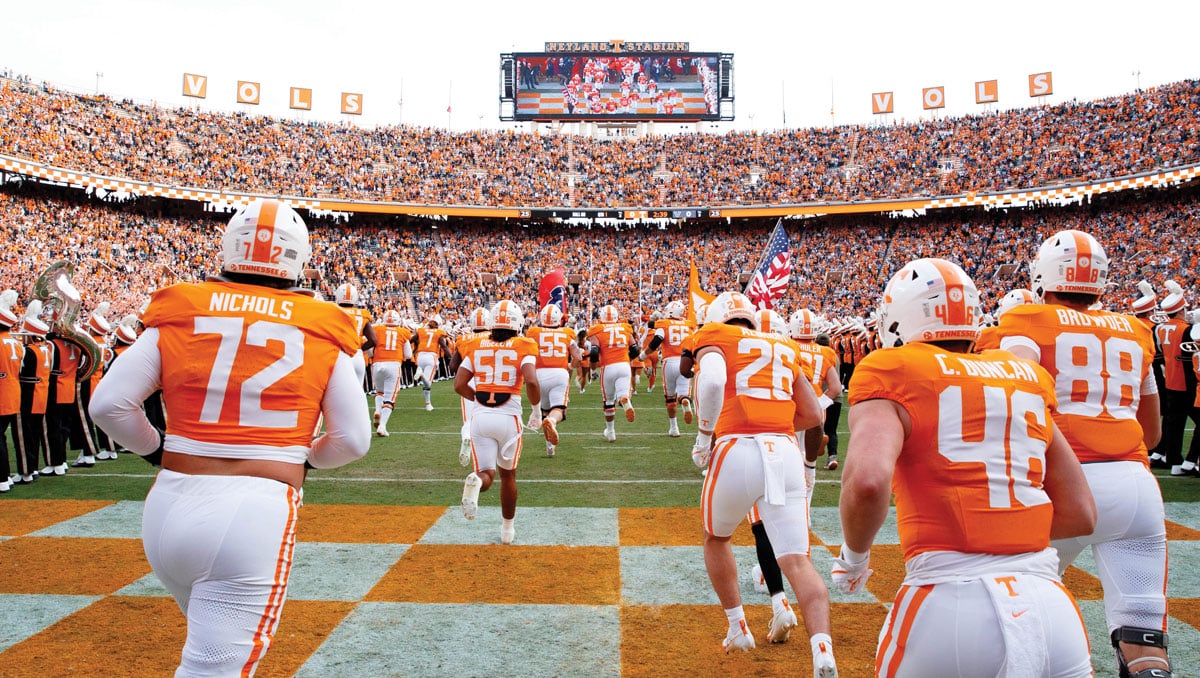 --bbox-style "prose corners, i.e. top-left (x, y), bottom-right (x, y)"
top-left (5, 0), bottom-right (1197, 132)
